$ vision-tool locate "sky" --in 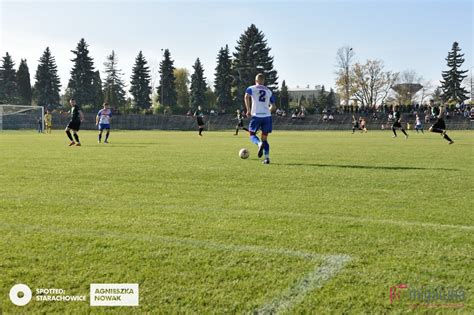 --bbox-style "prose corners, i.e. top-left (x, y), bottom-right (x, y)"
top-left (1, 0), bottom-right (473, 94)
